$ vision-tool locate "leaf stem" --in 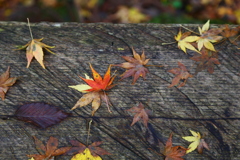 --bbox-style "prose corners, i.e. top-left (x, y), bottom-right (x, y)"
top-left (27, 18), bottom-right (33, 40)
top-left (180, 24), bottom-right (200, 35)
top-left (162, 41), bottom-right (176, 45)
top-left (87, 119), bottom-right (92, 146)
